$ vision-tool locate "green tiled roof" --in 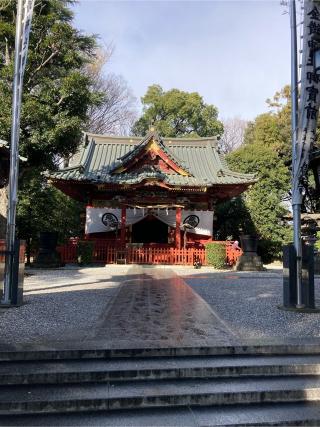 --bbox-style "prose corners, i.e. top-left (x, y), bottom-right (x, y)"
top-left (110, 131), bottom-right (192, 175)
top-left (47, 132), bottom-right (256, 187)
